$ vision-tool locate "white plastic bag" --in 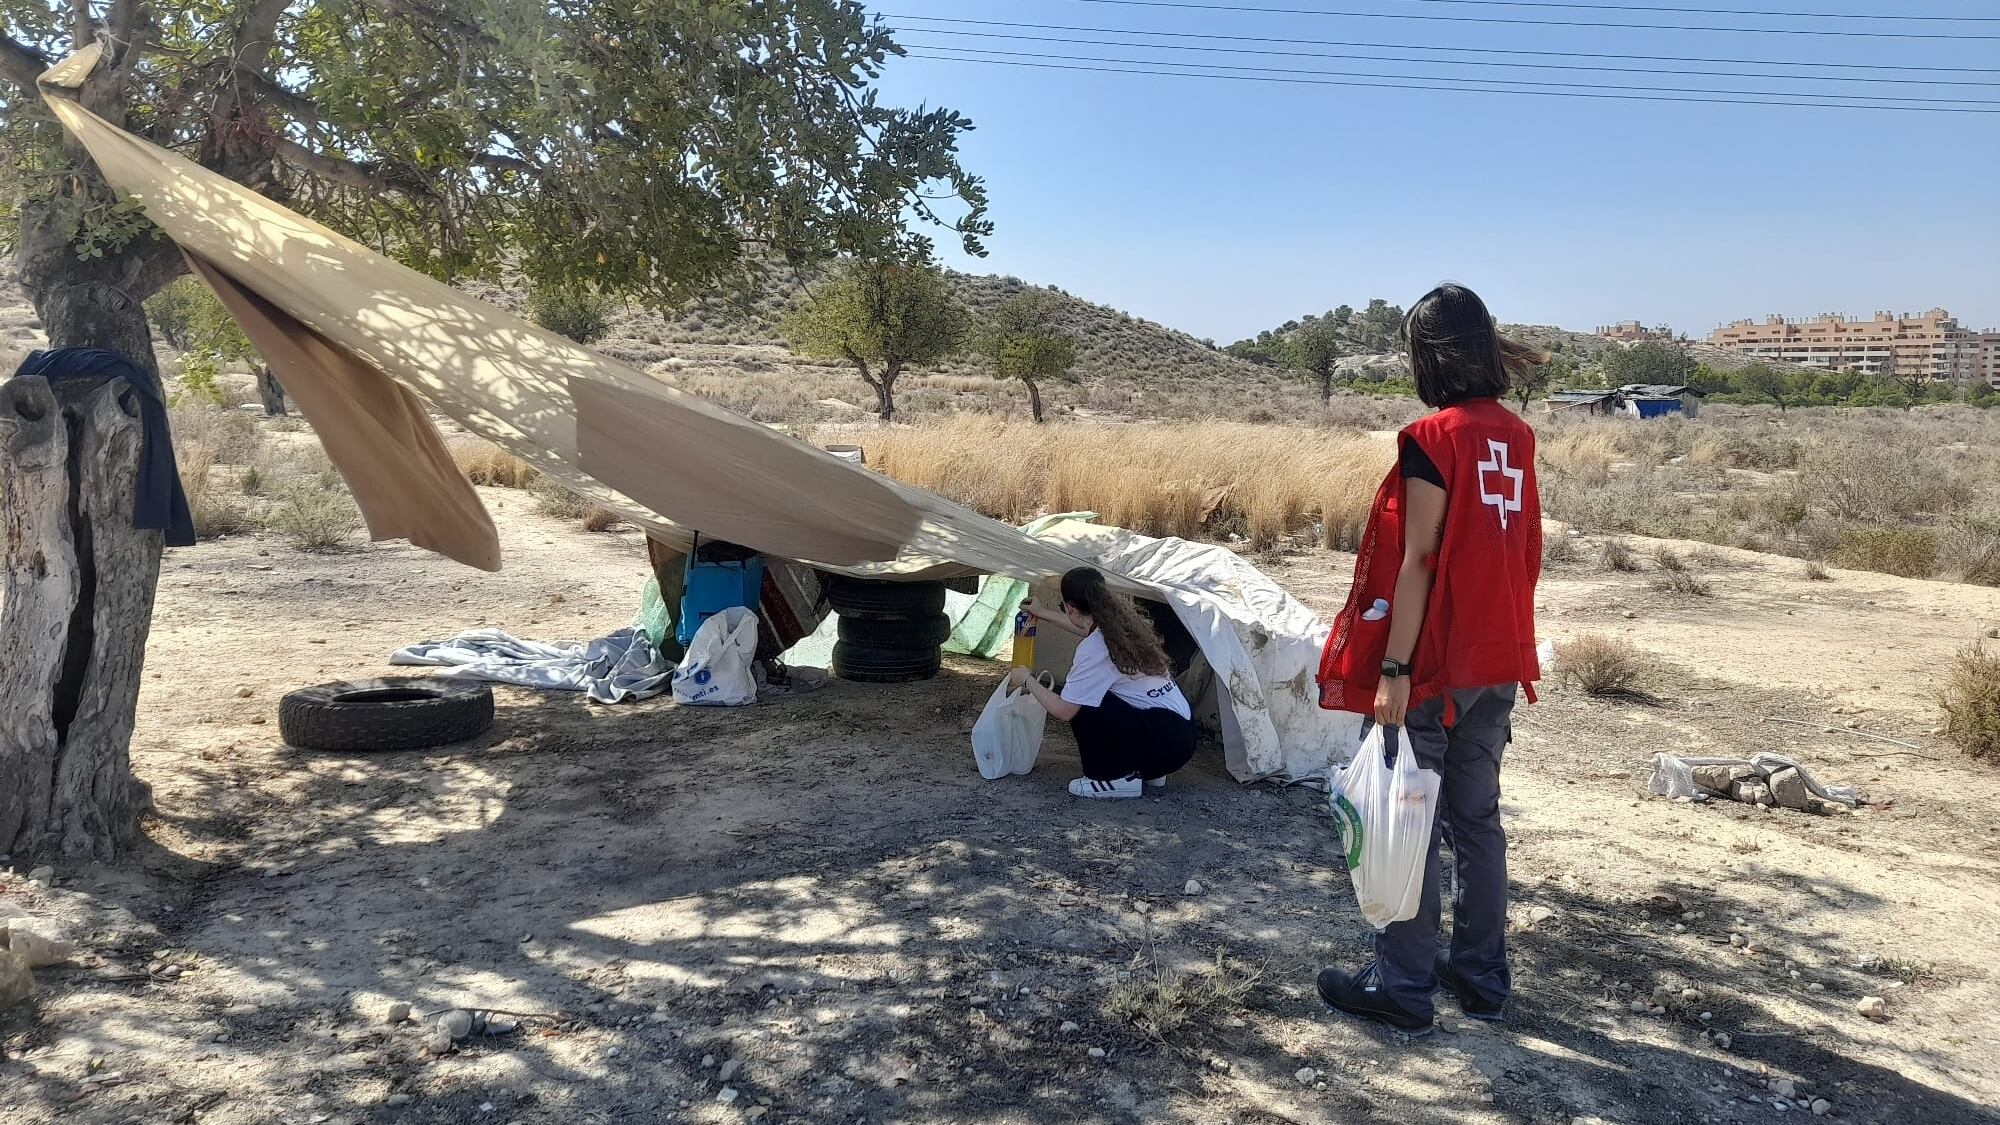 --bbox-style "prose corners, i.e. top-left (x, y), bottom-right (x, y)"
top-left (1328, 724), bottom-right (1442, 929)
top-left (970, 672), bottom-right (1053, 780)
top-left (671, 607), bottom-right (758, 707)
